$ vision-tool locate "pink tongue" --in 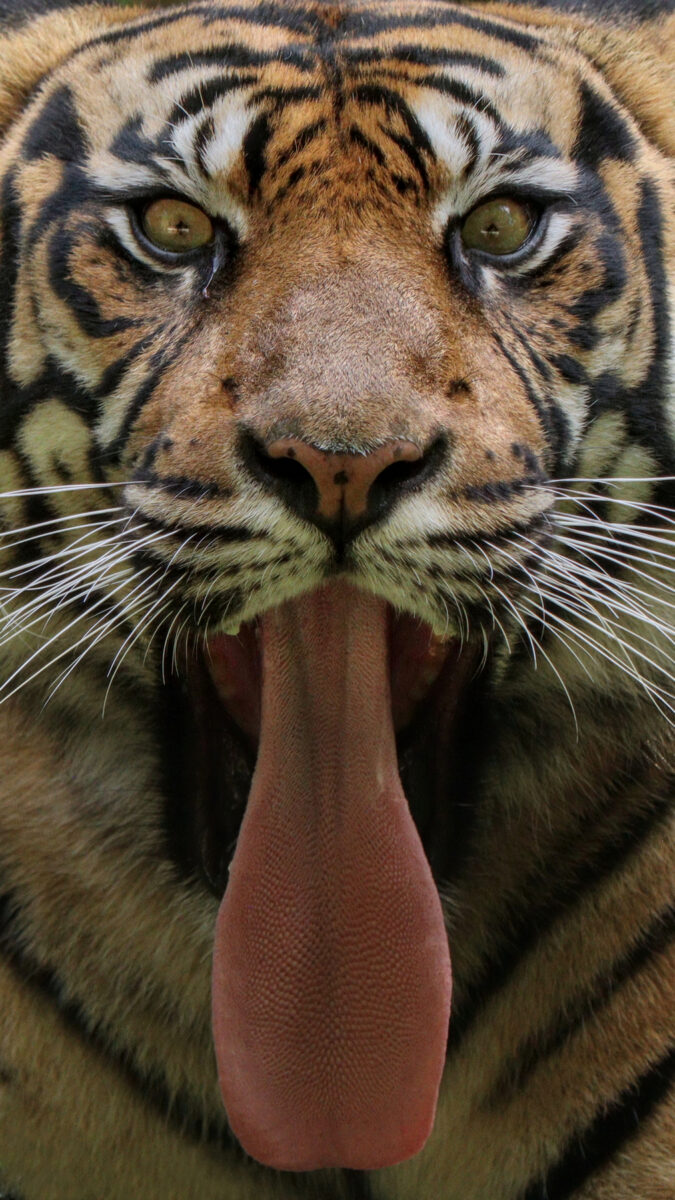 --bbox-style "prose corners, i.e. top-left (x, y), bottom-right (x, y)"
top-left (211, 581), bottom-right (451, 1171)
